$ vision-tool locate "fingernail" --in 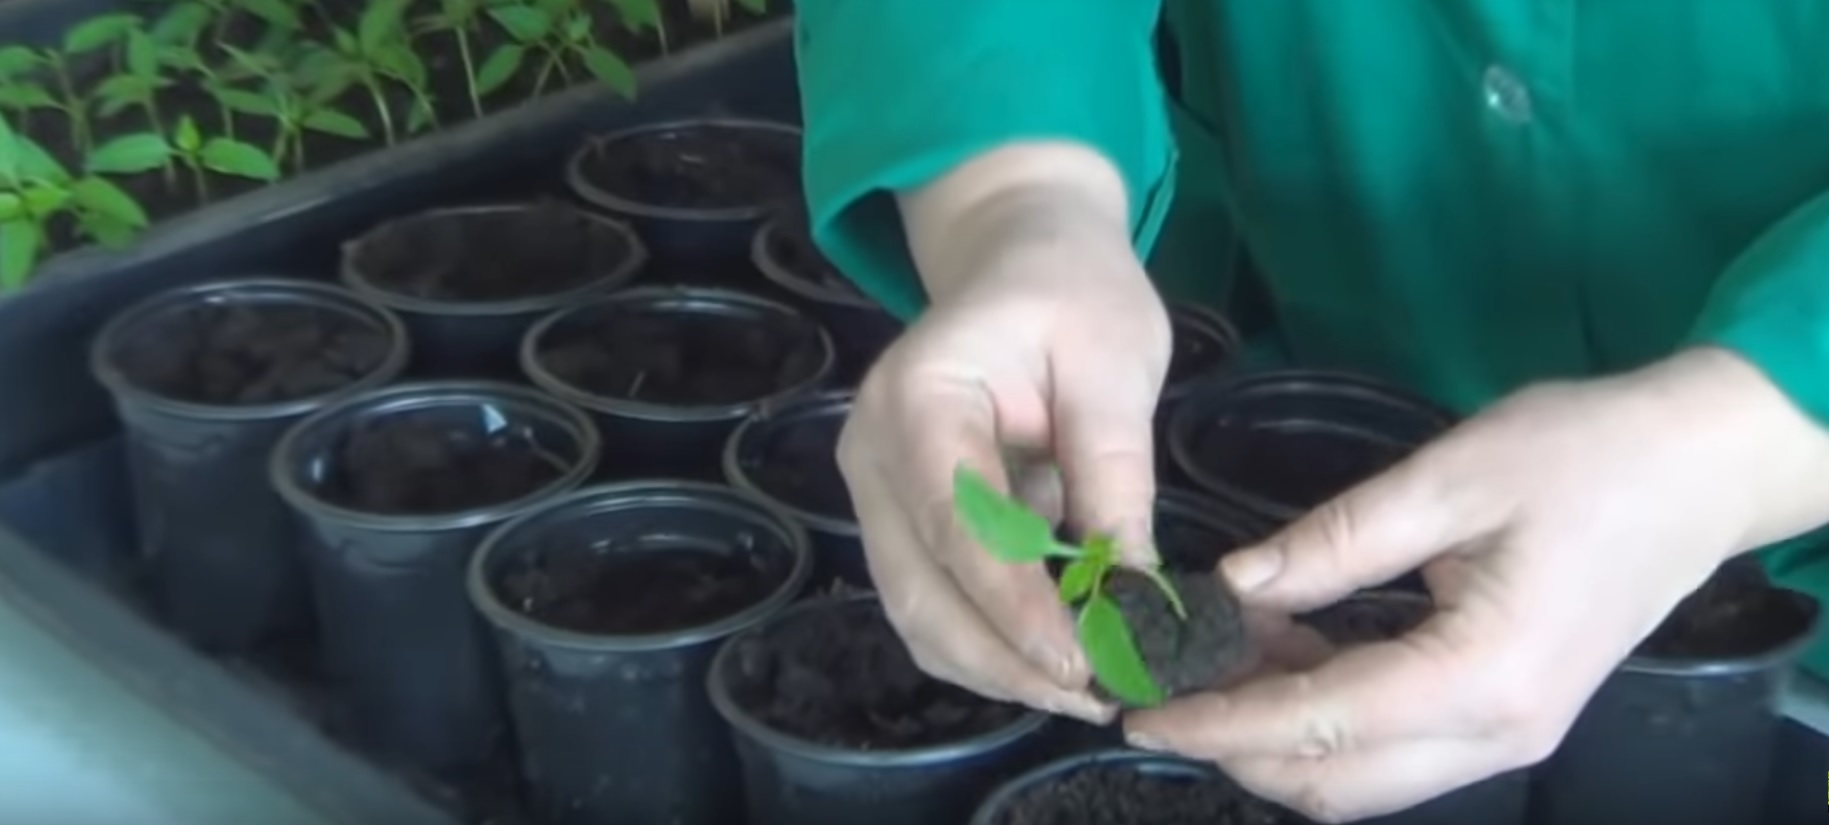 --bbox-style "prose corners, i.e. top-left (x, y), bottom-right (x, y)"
top-left (1027, 642), bottom-right (1082, 684)
top-left (1222, 547), bottom-right (1283, 592)
top-left (1126, 731), bottom-right (1165, 751)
